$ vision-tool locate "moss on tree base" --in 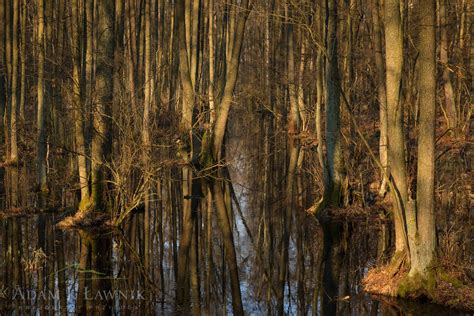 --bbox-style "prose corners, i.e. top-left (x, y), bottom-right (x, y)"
top-left (363, 261), bottom-right (474, 312)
